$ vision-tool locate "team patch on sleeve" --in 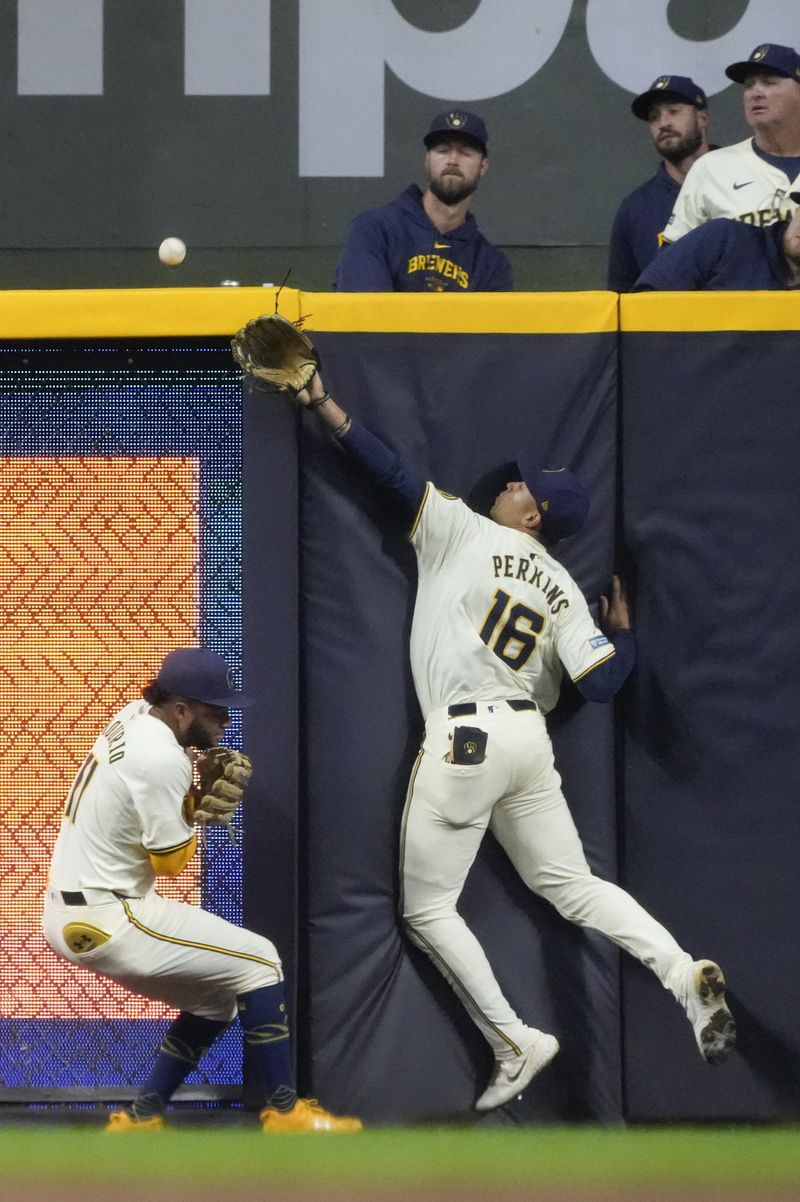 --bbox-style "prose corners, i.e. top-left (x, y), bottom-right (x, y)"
top-left (590, 635), bottom-right (609, 648)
